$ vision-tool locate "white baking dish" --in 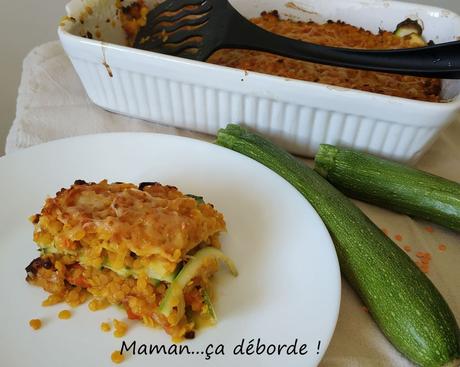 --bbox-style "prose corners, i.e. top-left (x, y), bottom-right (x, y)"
top-left (58, 0), bottom-right (460, 162)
